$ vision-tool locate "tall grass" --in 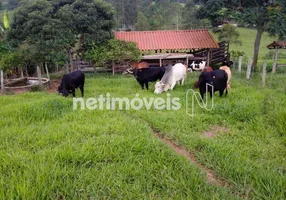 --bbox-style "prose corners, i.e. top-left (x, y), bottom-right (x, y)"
top-left (0, 72), bottom-right (285, 199)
